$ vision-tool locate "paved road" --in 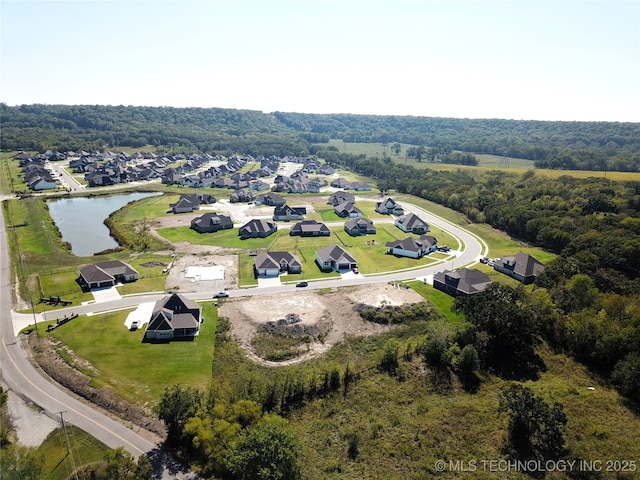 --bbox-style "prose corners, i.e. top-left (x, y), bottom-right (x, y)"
top-left (0, 198), bottom-right (201, 479)
top-left (1, 190), bottom-right (486, 479)
top-left (33, 196), bottom-right (487, 320)
top-left (47, 160), bottom-right (85, 192)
